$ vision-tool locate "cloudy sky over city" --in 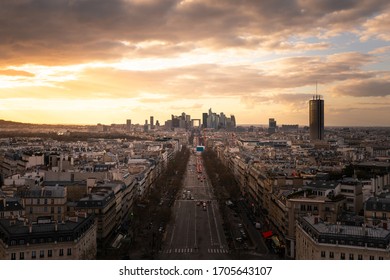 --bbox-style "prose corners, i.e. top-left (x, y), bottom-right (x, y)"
top-left (1, 0), bottom-right (390, 126)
